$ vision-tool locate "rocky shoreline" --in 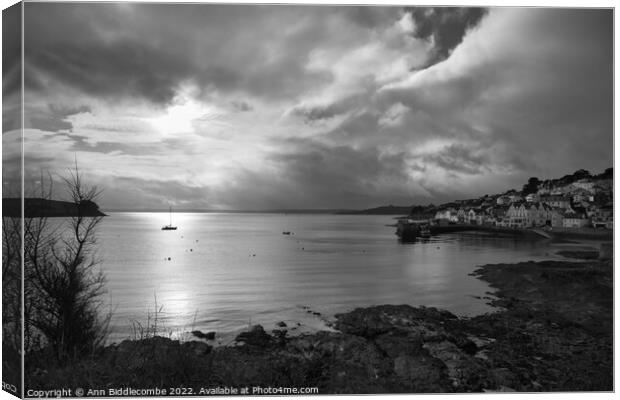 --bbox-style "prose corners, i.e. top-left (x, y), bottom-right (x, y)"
top-left (26, 255), bottom-right (612, 393)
